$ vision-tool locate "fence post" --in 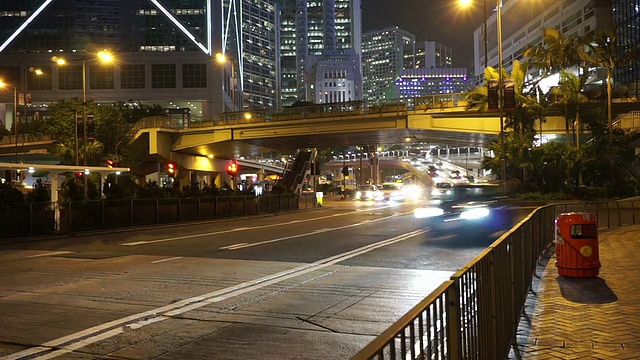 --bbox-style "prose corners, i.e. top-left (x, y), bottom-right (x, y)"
top-left (214, 197), bottom-right (218, 217)
top-left (68, 200), bottom-right (72, 233)
top-left (155, 199), bottom-right (159, 224)
top-left (244, 196), bottom-right (247, 215)
top-left (606, 202), bottom-right (610, 228)
top-left (130, 200), bottom-right (134, 226)
top-left (197, 197), bottom-right (201, 219)
top-left (617, 201), bottom-right (621, 226)
top-left (489, 252), bottom-right (498, 360)
top-left (101, 200), bottom-right (105, 229)
top-left (446, 283), bottom-right (462, 360)
top-left (633, 200), bottom-right (636, 225)
top-left (29, 203), bottom-right (33, 236)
